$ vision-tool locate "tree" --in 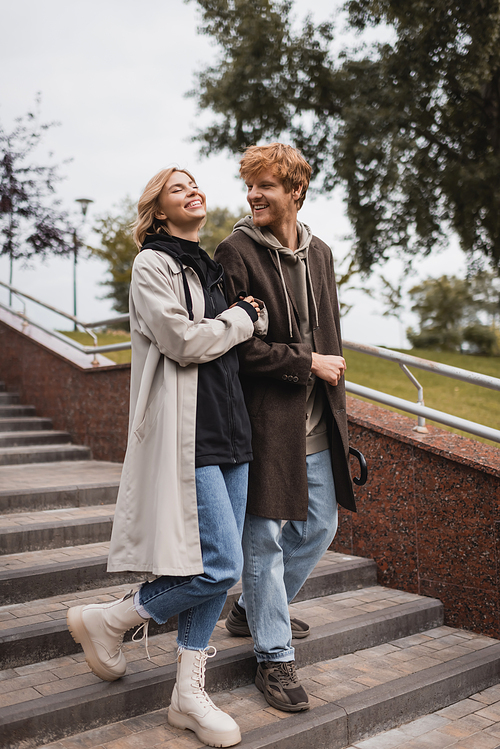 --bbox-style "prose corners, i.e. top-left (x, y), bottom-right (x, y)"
top-left (0, 98), bottom-right (72, 291)
top-left (362, 271), bottom-right (410, 348)
top-left (91, 198), bottom-right (137, 316)
top-left (190, 0), bottom-right (500, 273)
top-left (406, 272), bottom-right (499, 354)
top-left (92, 201), bottom-right (244, 313)
top-left (199, 205), bottom-right (246, 256)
